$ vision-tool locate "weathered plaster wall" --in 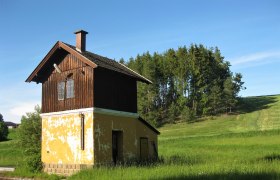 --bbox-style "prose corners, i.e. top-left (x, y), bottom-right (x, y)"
top-left (94, 112), bottom-right (158, 164)
top-left (41, 108), bottom-right (158, 169)
top-left (41, 111), bottom-right (94, 165)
